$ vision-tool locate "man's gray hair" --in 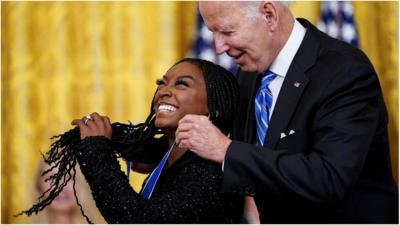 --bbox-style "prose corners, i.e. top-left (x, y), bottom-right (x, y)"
top-left (243, 1), bottom-right (292, 19)
top-left (279, 1), bottom-right (292, 8)
top-left (242, 2), bottom-right (259, 18)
